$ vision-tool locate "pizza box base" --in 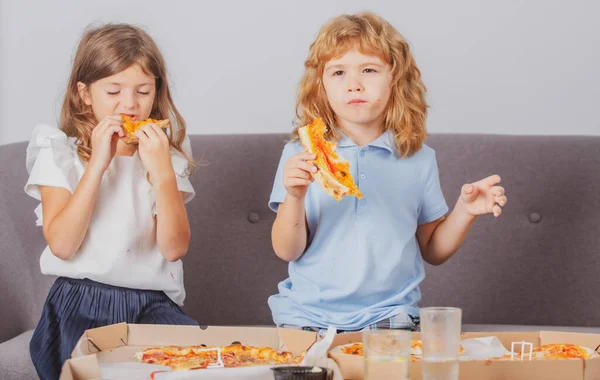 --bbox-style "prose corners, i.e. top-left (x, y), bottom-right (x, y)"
top-left (59, 323), bottom-right (321, 380)
top-left (328, 330), bottom-right (600, 380)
